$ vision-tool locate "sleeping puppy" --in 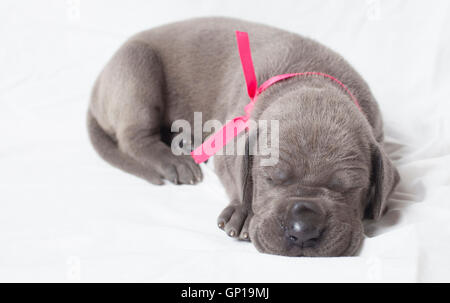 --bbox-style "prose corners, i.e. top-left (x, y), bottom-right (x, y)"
top-left (87, 17), bottom-right (399, 257)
